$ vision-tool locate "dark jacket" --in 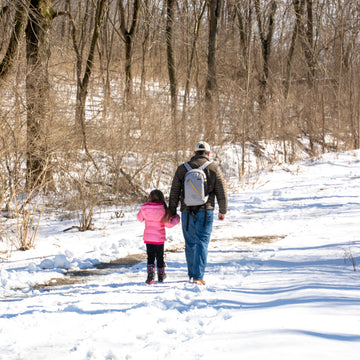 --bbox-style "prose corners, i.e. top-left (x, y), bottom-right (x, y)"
top-left (169, 154), bottom-right (227, 216)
